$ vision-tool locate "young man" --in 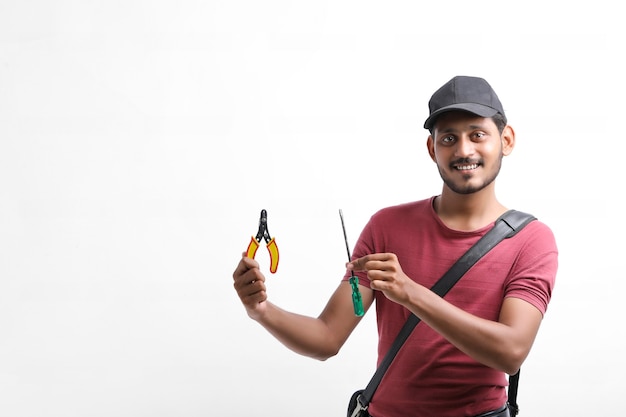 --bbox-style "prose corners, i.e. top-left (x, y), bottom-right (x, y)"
top-left (232, 75), bottom-right (558, 417)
